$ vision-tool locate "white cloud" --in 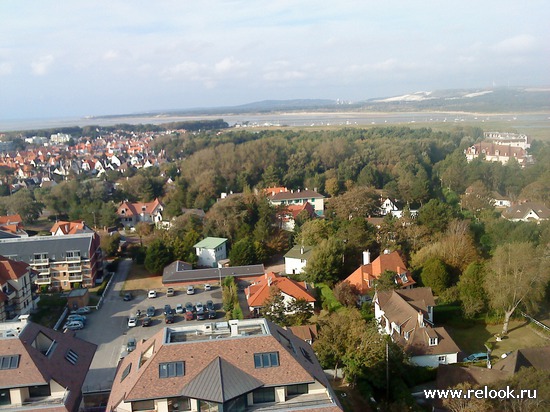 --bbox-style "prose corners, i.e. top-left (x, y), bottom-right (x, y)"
top-left (102, 50), bottom-right (119, 61)
top-left (31, 54), bottom-right (54, 75)
top-left (0, 62), bottom-right (12, 76)
top-left (493, 34), bottom-right (537, 54)
top-left (263, 70), bottom-right (306, 81)
top-left (214, 57), bottom-right (248, 73)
